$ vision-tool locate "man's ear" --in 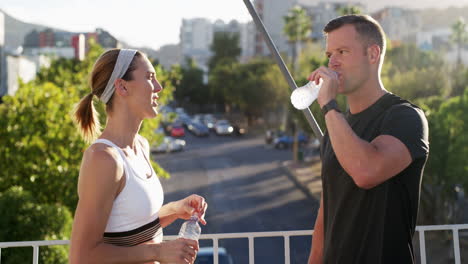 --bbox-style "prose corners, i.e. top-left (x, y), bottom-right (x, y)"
top-left (367, 44), bottom-right (381, 65)
top-left (114, 79), bottom-right (128, 97)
